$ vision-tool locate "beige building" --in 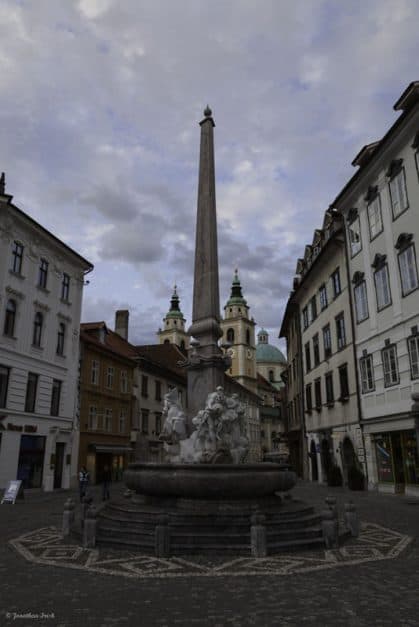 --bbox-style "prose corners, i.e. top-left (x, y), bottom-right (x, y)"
top-left (332, 81), bottom-right (419, 495)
